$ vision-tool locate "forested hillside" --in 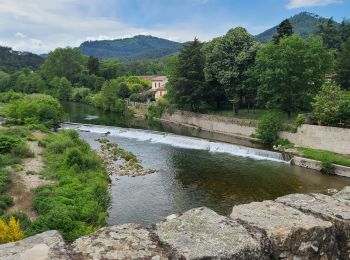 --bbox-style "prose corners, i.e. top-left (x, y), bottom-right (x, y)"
top-left (0, 46), bottom-right (44, 72)
top-left (79, 35), bottom-right (183, 61)
top-left (255, 12), bottom-right (329, 43)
